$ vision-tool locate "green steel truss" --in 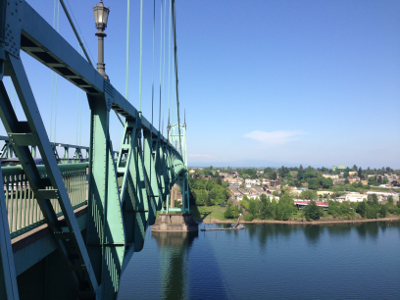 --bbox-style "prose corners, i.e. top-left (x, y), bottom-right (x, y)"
top-left (0, 1), bottom-right (188, 299)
